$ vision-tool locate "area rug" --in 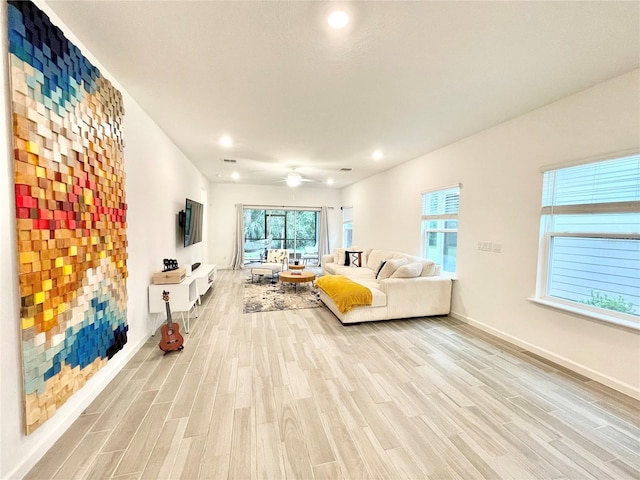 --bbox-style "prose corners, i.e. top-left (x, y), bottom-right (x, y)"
top-left (243, 277), bottom-right (322, 313)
